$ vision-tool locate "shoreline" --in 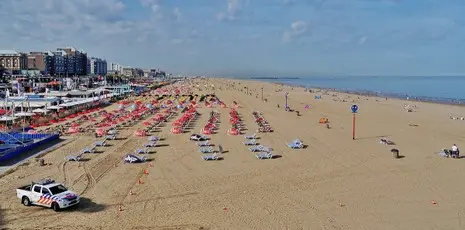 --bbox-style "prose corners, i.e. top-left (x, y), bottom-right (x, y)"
top-left (216, 77), bottom-right (465, 107)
